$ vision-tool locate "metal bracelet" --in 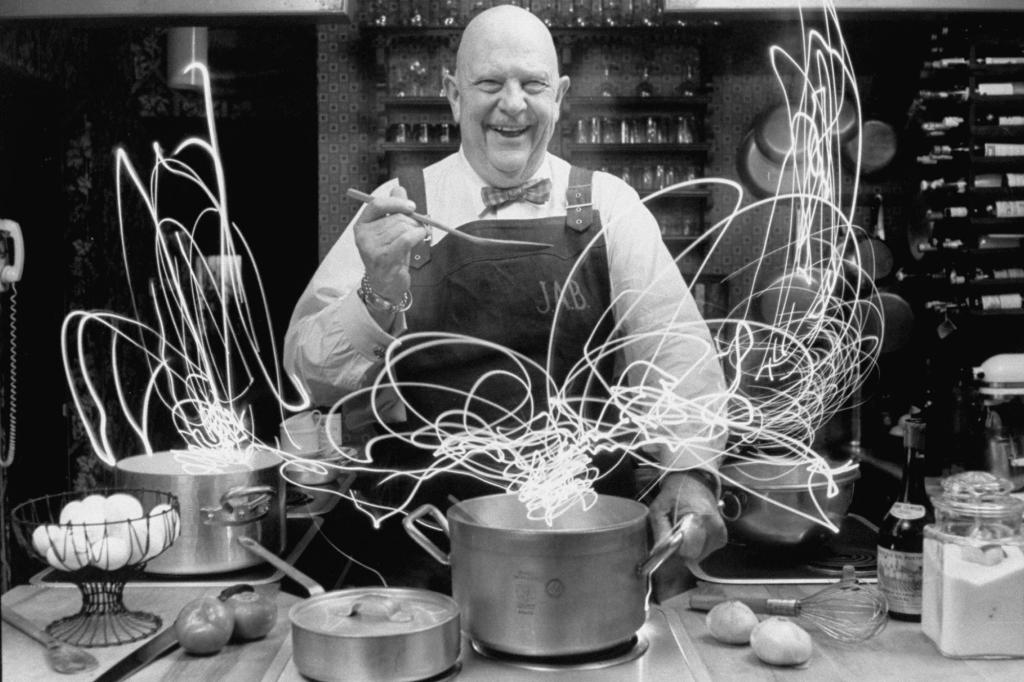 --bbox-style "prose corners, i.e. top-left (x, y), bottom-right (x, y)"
top-left (359, 274), bottom-right (412, 314)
